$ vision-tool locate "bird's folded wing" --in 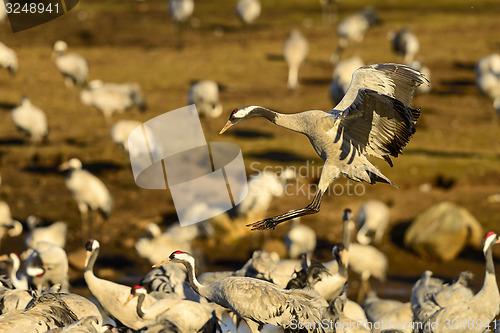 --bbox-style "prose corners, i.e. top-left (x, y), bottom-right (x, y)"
top-left (333, 63), bottom-right (429, 112)
top-left (337, 89), bottom-right (420, 165)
